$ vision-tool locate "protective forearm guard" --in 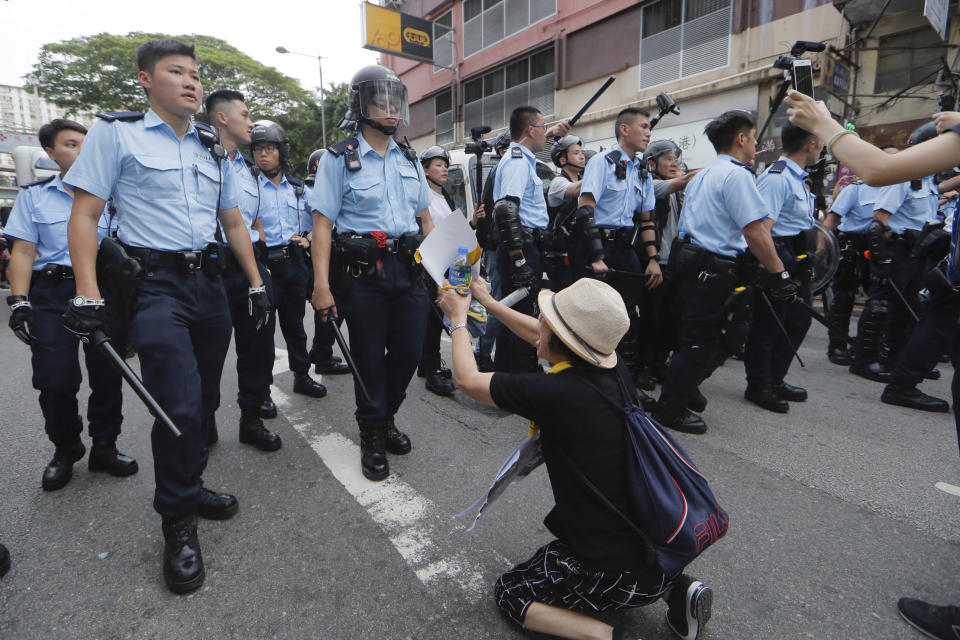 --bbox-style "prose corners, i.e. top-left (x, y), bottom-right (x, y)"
top-left (912, 221), bottom-right (951, 261)
top-left (573, 205), bottom-right (604, 262)
top-left (866, 220), bottom-right (891, 264)
top-left (493, 198), bottom-right (525, 252)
